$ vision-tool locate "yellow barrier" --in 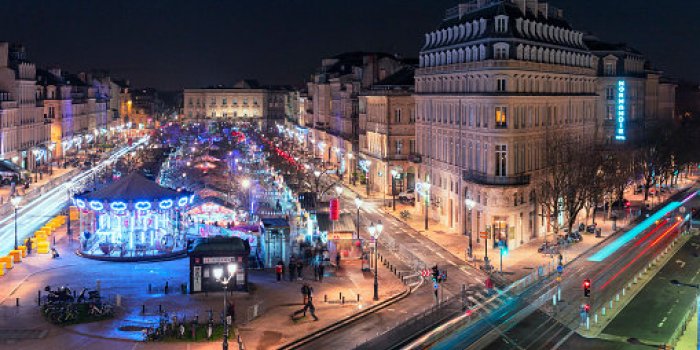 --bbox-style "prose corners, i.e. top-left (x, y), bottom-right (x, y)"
top-left (9, 250), bottom-right (21, 263)
top-left (0, 262), bottom-right (5, 276)
top-left (0, 256), bottom-right (13, 269)
top-left (69, 207), bottom-right (79, 221)
top-left (18, 245), bottom-right (27, 258)
top-left (36, 241), bottom-right (50, 254)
